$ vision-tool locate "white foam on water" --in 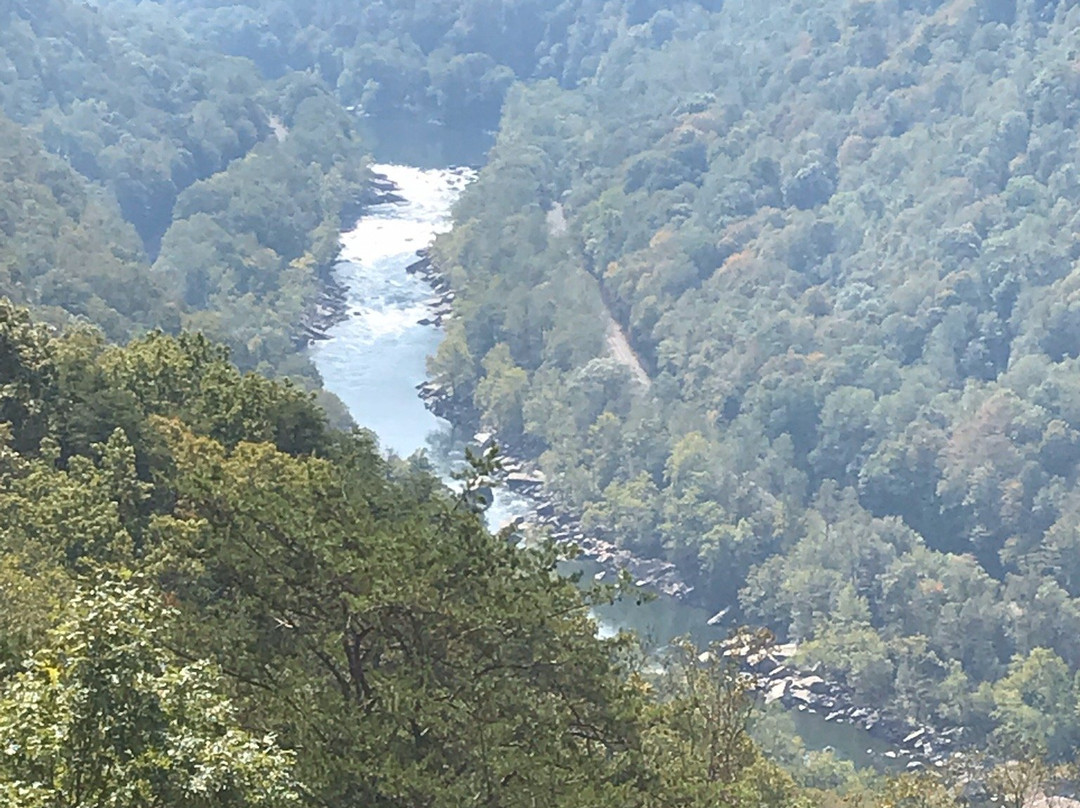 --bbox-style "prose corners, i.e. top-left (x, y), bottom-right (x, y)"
top-left (330, 164), bottom-right (476, 346)
top-left (343, 303), bottom-right (432, 341)
top-left (311, 162), bottom-right (529, 526)
top-left (340, 163), bottom-right (475, 265)
top-left (309, 164), bottom-right (477, 456)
